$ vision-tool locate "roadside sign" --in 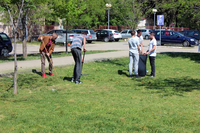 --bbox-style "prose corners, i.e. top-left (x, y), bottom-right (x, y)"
top-left (157, 15), bottom-right (164, 26)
